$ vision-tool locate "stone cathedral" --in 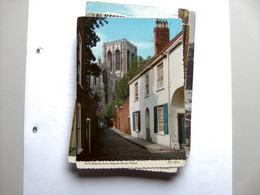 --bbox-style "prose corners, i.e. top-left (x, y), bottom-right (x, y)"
top-left (92, 39), bottom-right (137, 126)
